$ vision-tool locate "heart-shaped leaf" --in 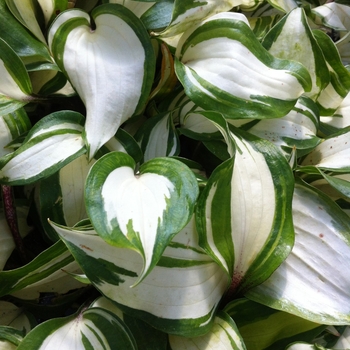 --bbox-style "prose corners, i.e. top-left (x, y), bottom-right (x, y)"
top-left (85, 151), bottom-right (199, 283)
top-left (48, 4), bottom-right (156, 159)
